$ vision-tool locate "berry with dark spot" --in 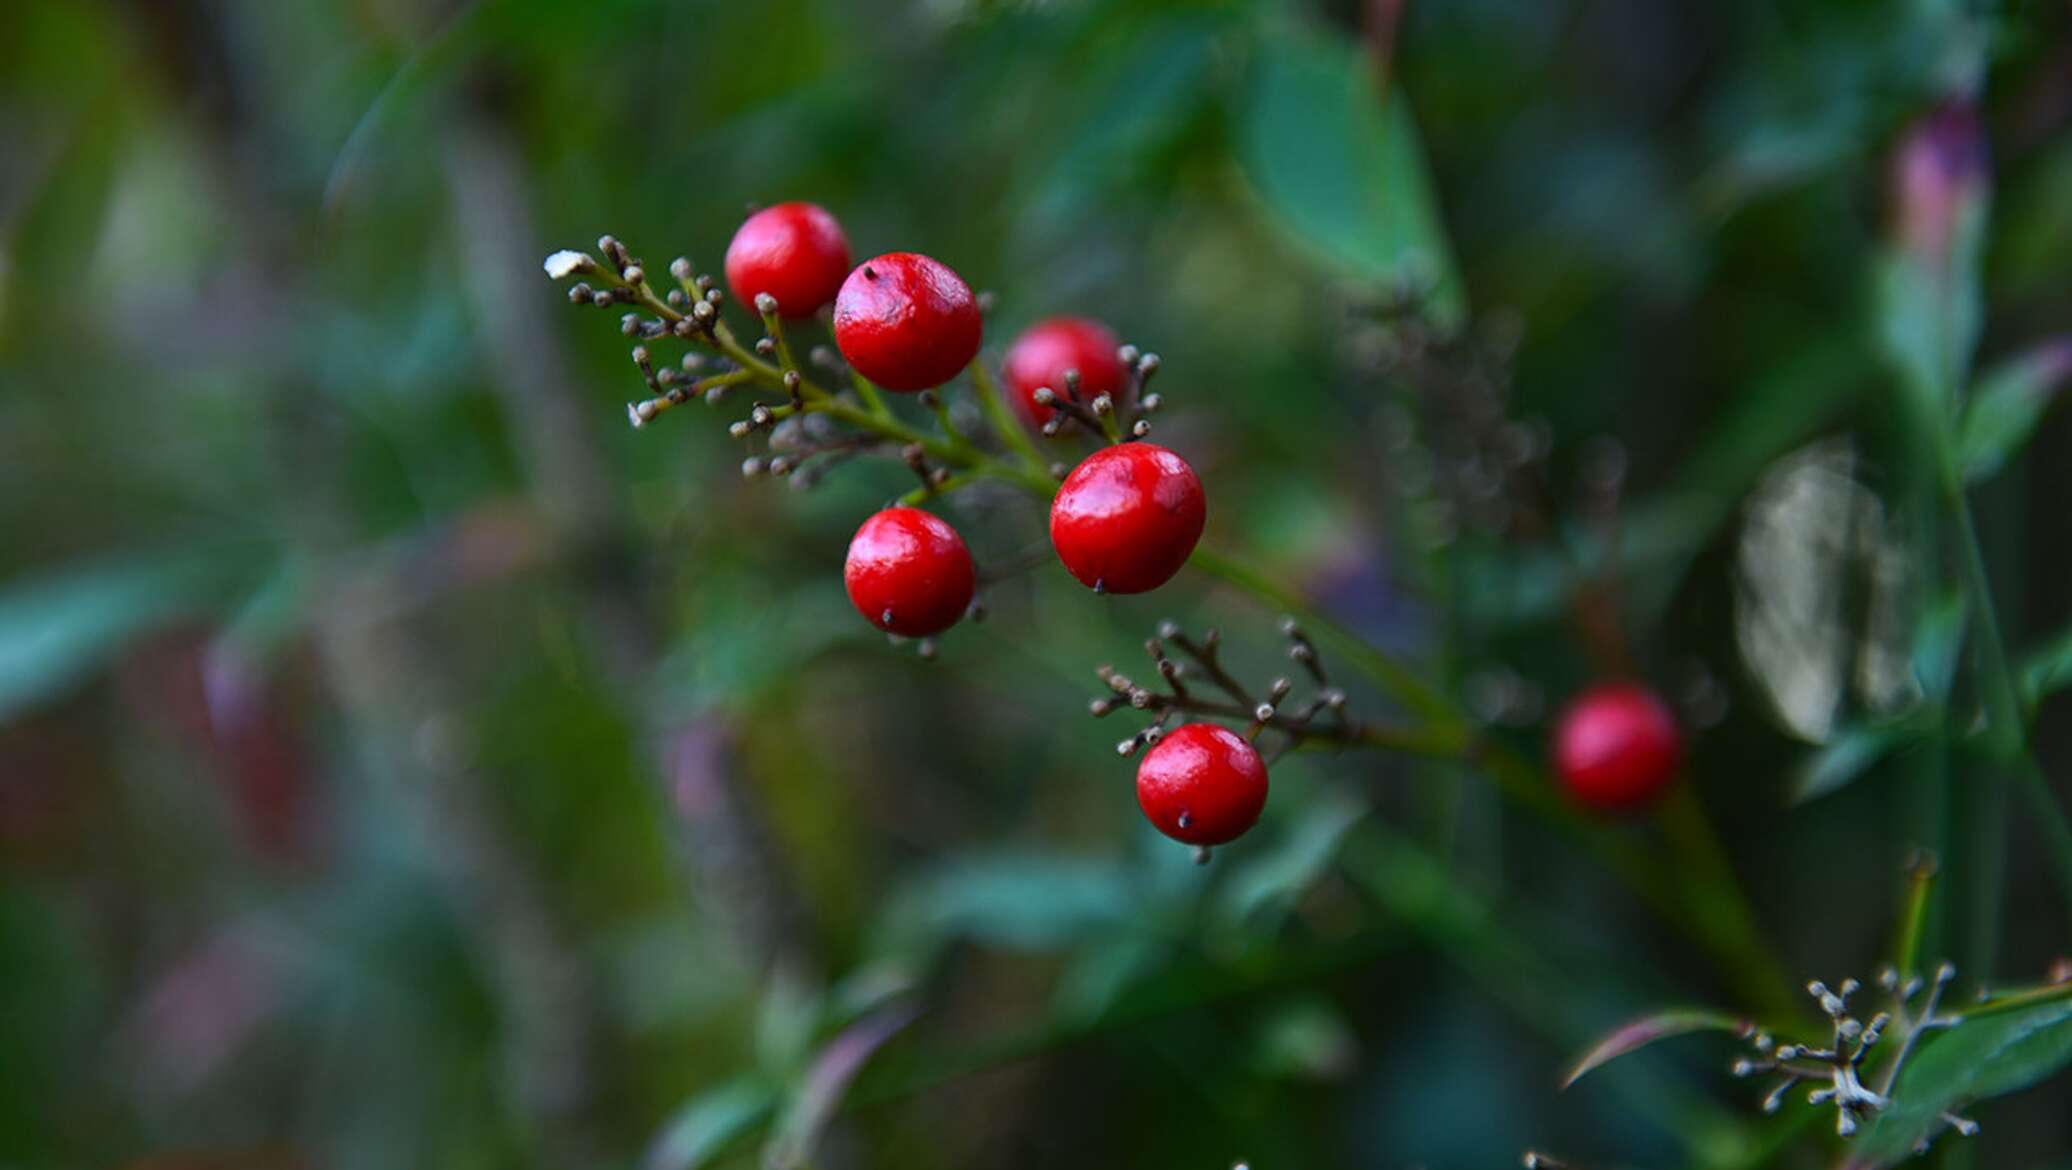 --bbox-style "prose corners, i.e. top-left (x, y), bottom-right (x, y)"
top-left (1135, 722), bottom-right (1268, 845)
top-left (844, 506), bottom-right (976, 637)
